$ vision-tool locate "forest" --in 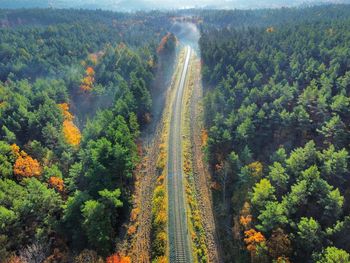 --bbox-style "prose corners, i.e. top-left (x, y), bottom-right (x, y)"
top-left (199, 4), bottom-right (350, 263)
top-left (0, 8), bottom-right (176, 262)
top-left (2, 3), bottom-right (350, 263)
